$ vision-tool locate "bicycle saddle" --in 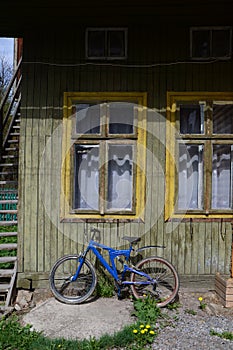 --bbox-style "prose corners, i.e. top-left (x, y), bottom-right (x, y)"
top-left (122, 236), bottom-right (141, 244)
